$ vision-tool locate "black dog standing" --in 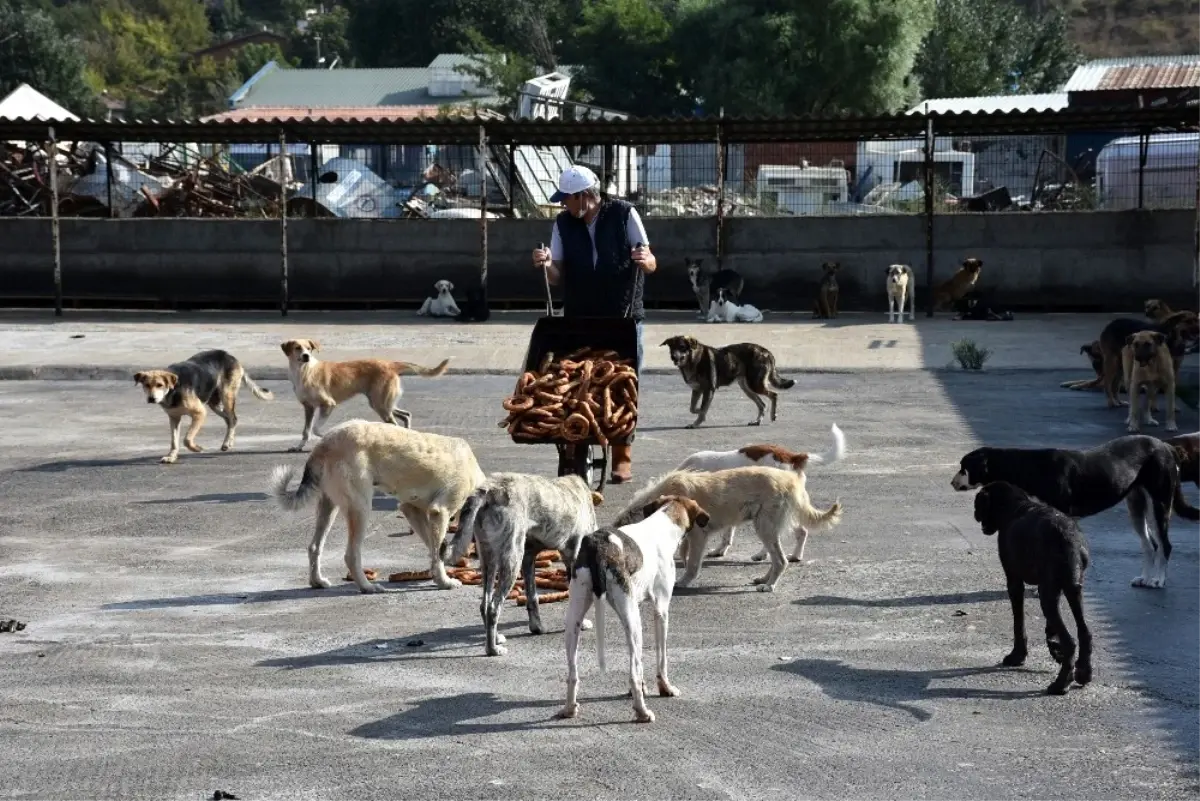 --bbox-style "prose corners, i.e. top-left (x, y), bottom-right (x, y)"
top-left (973, 481), bottom-right (1093, 695)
